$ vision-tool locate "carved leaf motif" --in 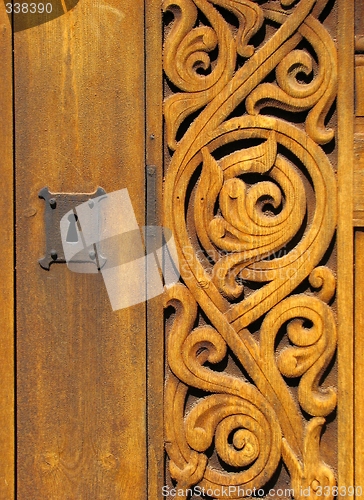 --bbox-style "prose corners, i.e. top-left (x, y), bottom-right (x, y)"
top-left (163, 0), bottom-right (265, 149)
top-left (163, 0), bottom-right (236, 149)
top-left (246, 13), bottom-right (337, 144)
top-left (283, 418), bottom-right (336, 500)
top-left (260, 290), bottom-right (337, 417)
top-left (211, 0), bottom-right (264, 58)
